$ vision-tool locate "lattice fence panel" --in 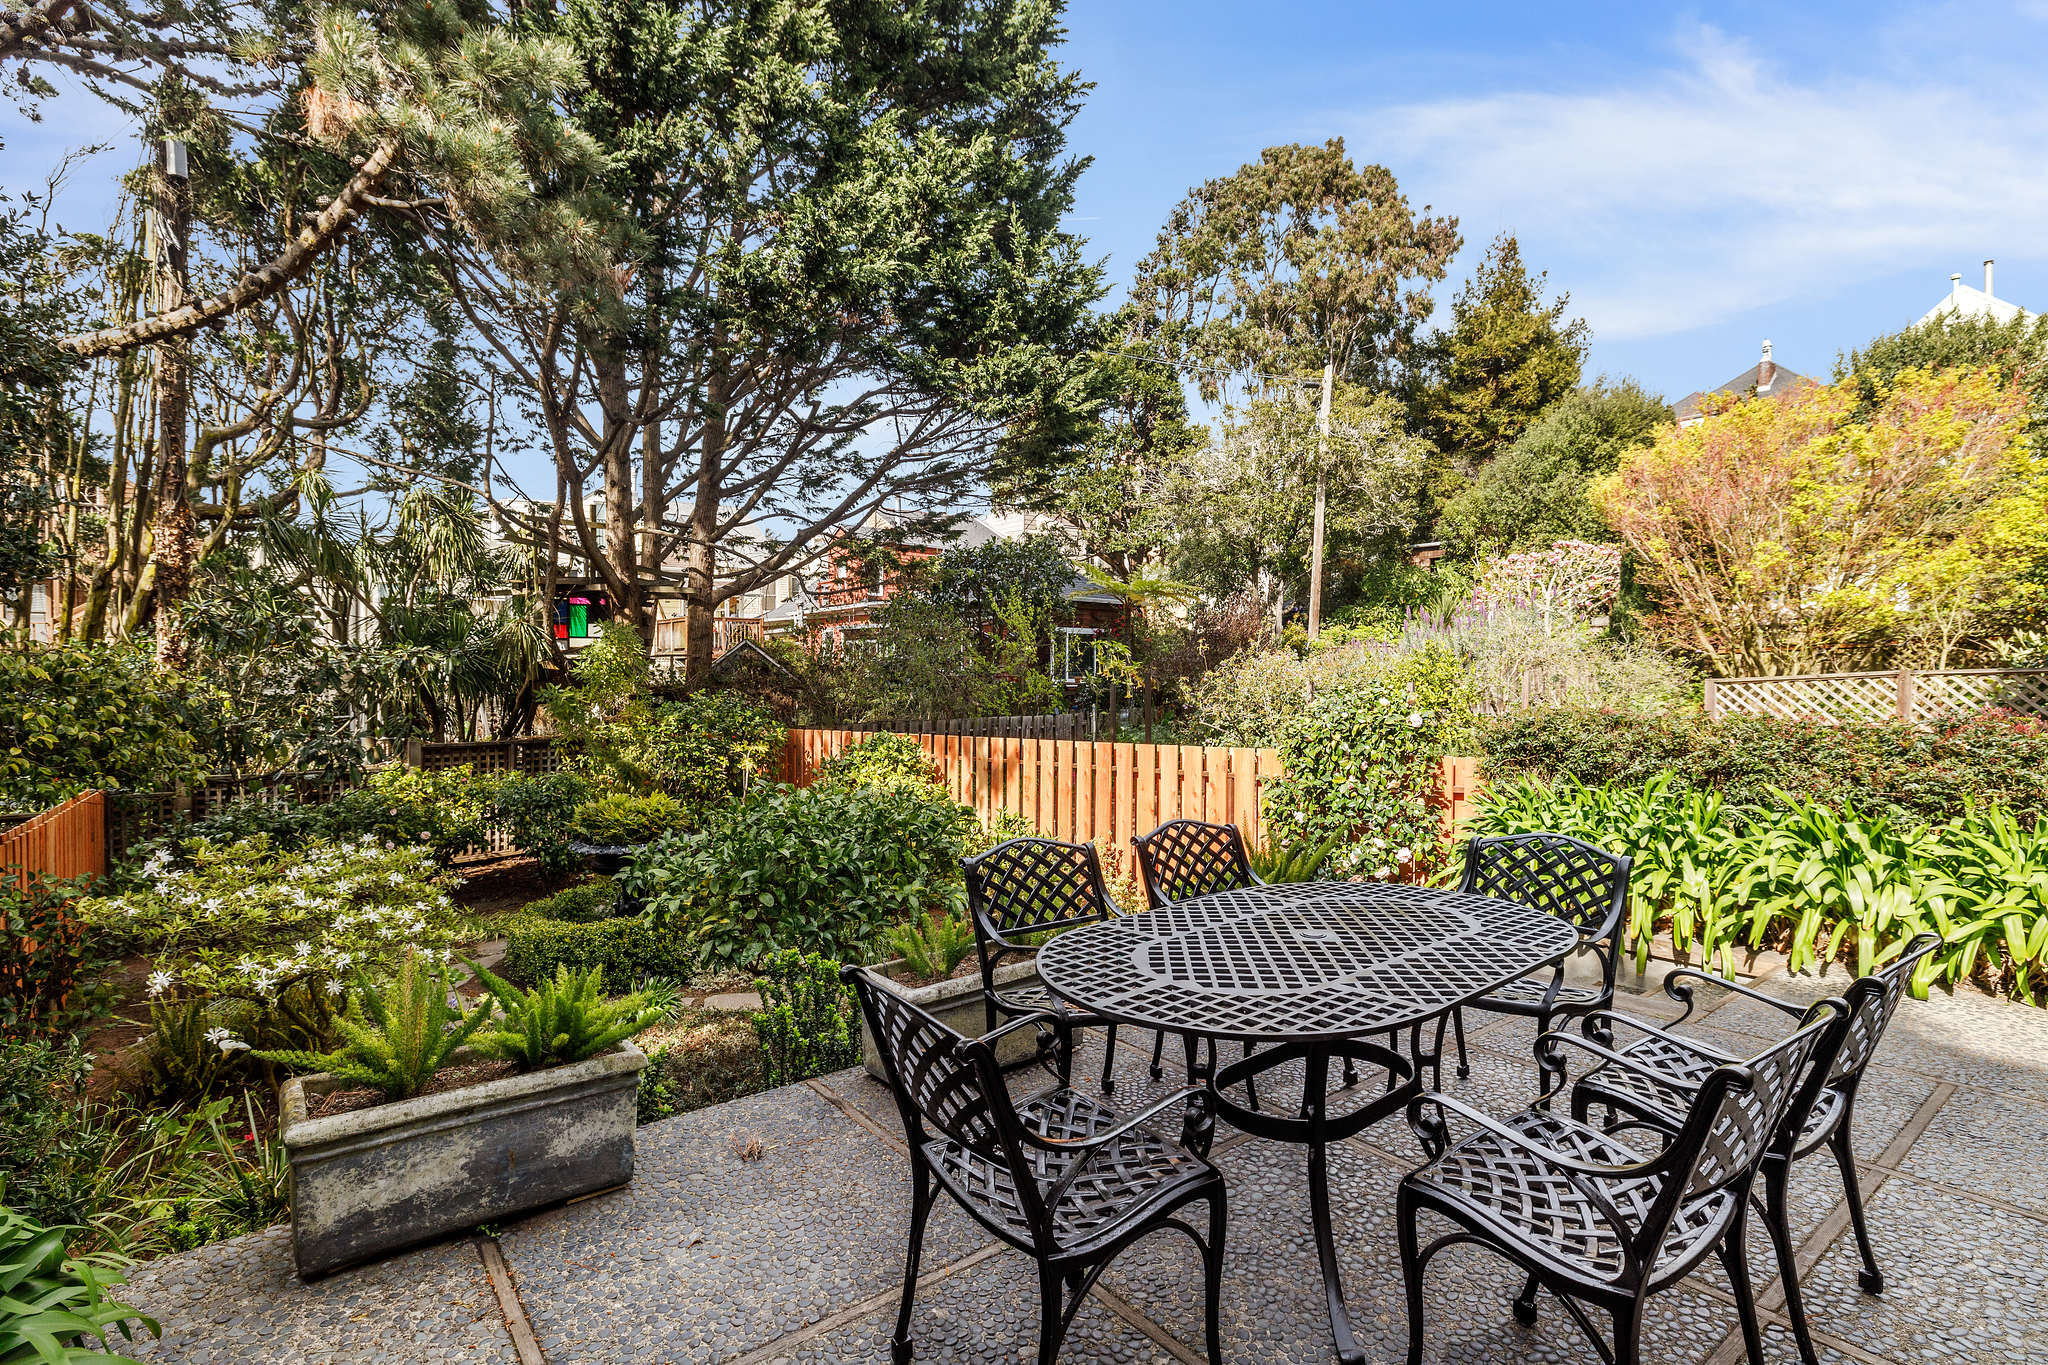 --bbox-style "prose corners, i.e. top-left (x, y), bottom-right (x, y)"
top-left (1709, 668), bottom-right (2048, 725)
